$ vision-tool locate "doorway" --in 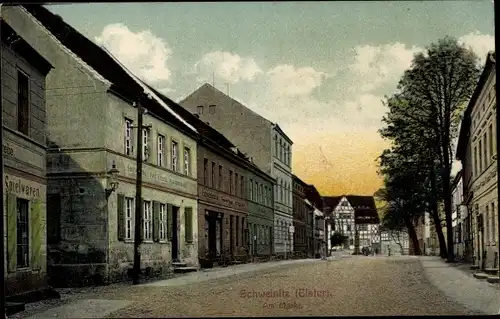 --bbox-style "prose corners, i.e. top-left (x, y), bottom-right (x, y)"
top-left (206, 211), bottom-right (223, 259)
top-left (171, 206), bottom-right (179, 261)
